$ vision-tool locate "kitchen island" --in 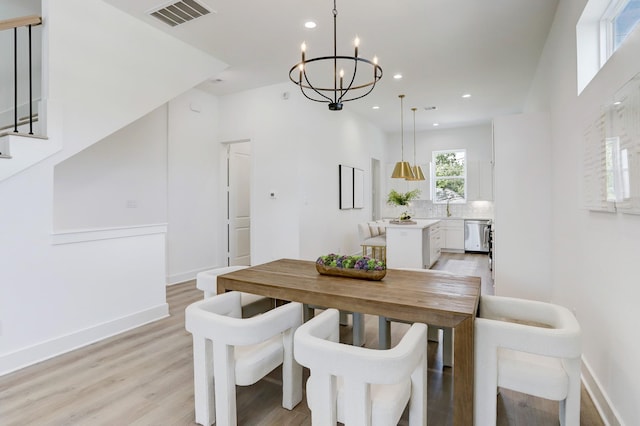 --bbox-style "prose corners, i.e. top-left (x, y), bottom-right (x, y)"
top-left (385, 219), bottom-right (441, 269)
